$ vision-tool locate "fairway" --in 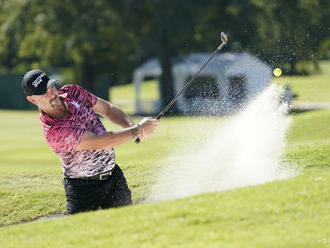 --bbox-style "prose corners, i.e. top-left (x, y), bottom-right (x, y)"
top-left (273, 61), bottom-right (330, 102)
